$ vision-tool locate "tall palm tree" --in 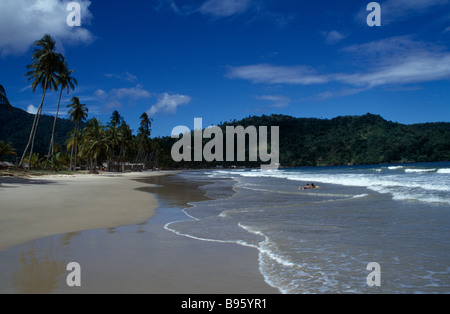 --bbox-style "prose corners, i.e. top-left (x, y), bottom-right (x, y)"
top-left (80, 118), bottom-right (108, 170)
top-left (105, 124), bottom-right (119, 171)
top-left (45, 61), bottom-right (77, 169)
top-left (67, 97), bottom-right (88, 170)
top-left (109, 110), bottom-right (122, 128)
top-left (0, 84), bottom-right (12, 110)
top-left (105, 111), bottom-right (122, 171)
top-left (117, 121), bottom-right (133, 172)
top-left (135, 112), bottom-right (152, 164)
top-left (19, 34), bottom-right (63, 169)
